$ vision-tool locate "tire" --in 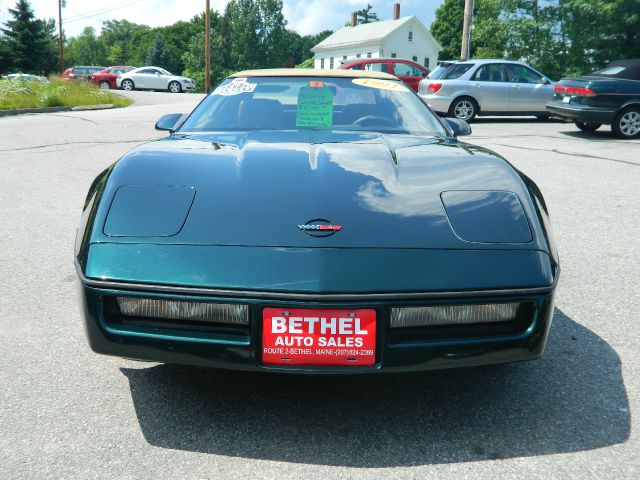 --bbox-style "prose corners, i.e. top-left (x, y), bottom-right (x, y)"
top-left (168, 81), bottom-right (182, 93)
top-left (448, 96), bottom-right (478, 121)
top-left (575, 121), bottom-right (602, 132)
top-left (121, 79), bottom-right (134, 91)
top-left (99, 81), bottom-right (111, 90)
top-left (611, 106), bottom-right (640, 139)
